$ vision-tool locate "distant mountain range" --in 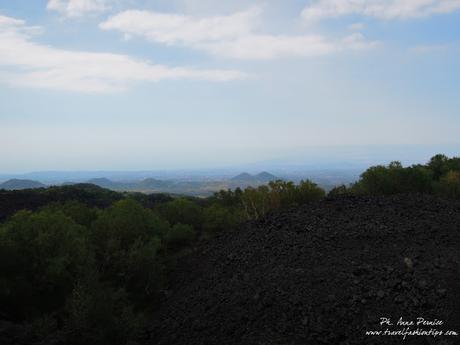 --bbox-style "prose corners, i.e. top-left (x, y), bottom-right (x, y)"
top-left (87, 177), bottom-right (178, 190)
top-left (85, 172), bottom-right (280, 193)
top-left (0, 172), bottom-right (280, 196)
top-left (0, 179), bottom-right (47, 190)
top-left (0, 169), bottom-right (357, 195)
